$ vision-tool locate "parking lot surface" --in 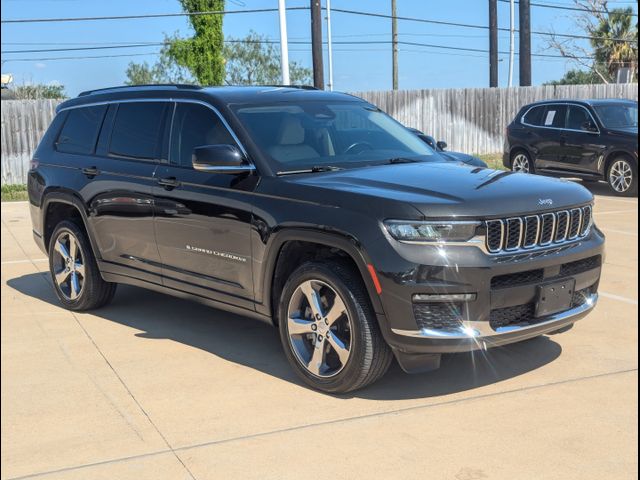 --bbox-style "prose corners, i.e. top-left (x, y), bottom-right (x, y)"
top-left (1, 185), bottom-right (637, 480)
